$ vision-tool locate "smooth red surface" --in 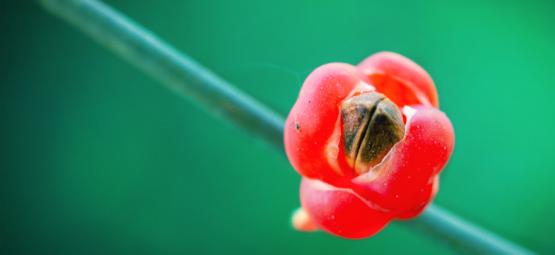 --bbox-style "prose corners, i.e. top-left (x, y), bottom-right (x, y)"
top-left (285, 52), bottom-right (454, 238)
top-left (358, 51), bottom-right (439, 108)
top-left (284, 63), bottom-right (370, 185)
top-left (300, 178), bottom-right (392, 239)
